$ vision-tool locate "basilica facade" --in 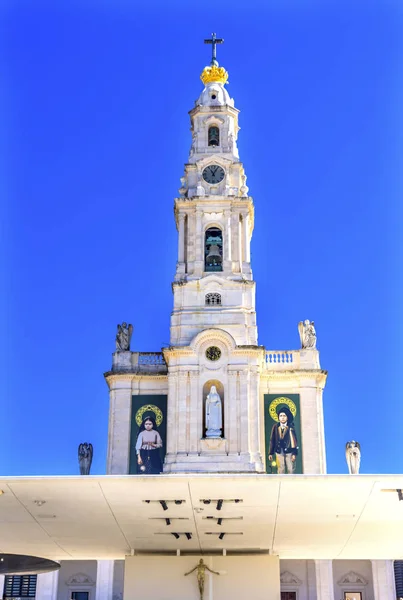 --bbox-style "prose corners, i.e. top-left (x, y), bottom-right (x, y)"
top-left (1, 38), bottom-right (401, 600)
